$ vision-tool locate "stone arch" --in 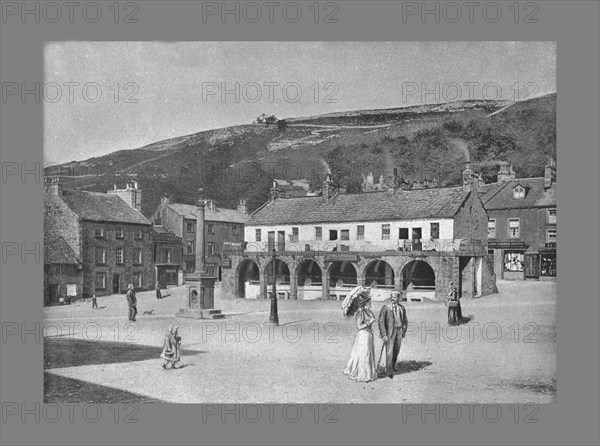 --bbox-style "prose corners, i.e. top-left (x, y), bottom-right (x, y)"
top-left (296, 259), bottom-right (323, 287)
top-left (263, 258), bottom-right (291, 285)
top-left (235, 259), bottom-right (260, 298)
top-left (400, 260), bottom-right (436, 290)
top-left (327, 261), bottom-right (358, 288)
top-left (362, 259), bottom-right (395, 288)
